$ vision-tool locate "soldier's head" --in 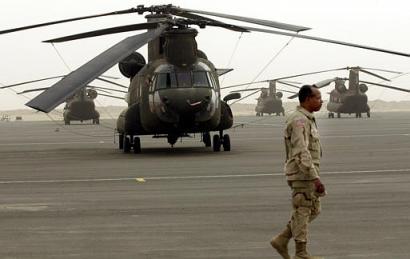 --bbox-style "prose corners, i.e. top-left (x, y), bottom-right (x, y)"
top-left (299, 85), bottom-right (323, 112)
